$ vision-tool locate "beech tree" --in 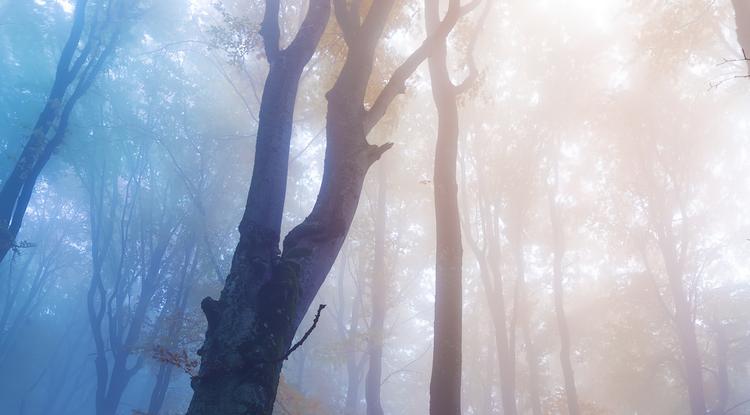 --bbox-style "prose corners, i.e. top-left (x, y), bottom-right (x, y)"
top-left (424, 0), bottom-right (486, 413)
top-left (186, 0), bottom-right (471, 412)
